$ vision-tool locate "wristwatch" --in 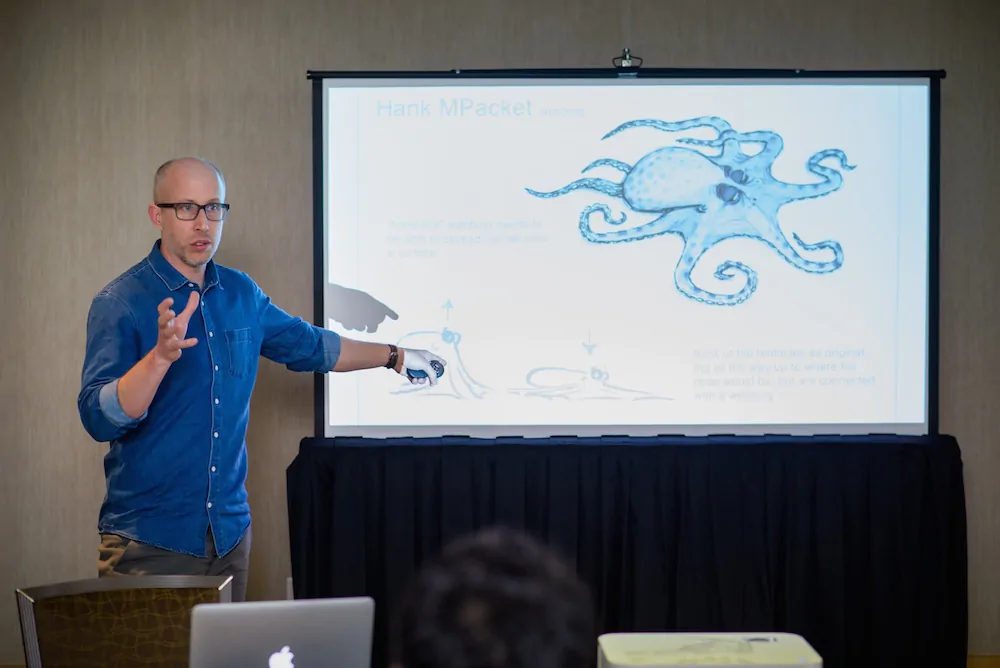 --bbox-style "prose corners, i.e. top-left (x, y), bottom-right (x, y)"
top-left (386, 344), bottom-right (399, 370)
